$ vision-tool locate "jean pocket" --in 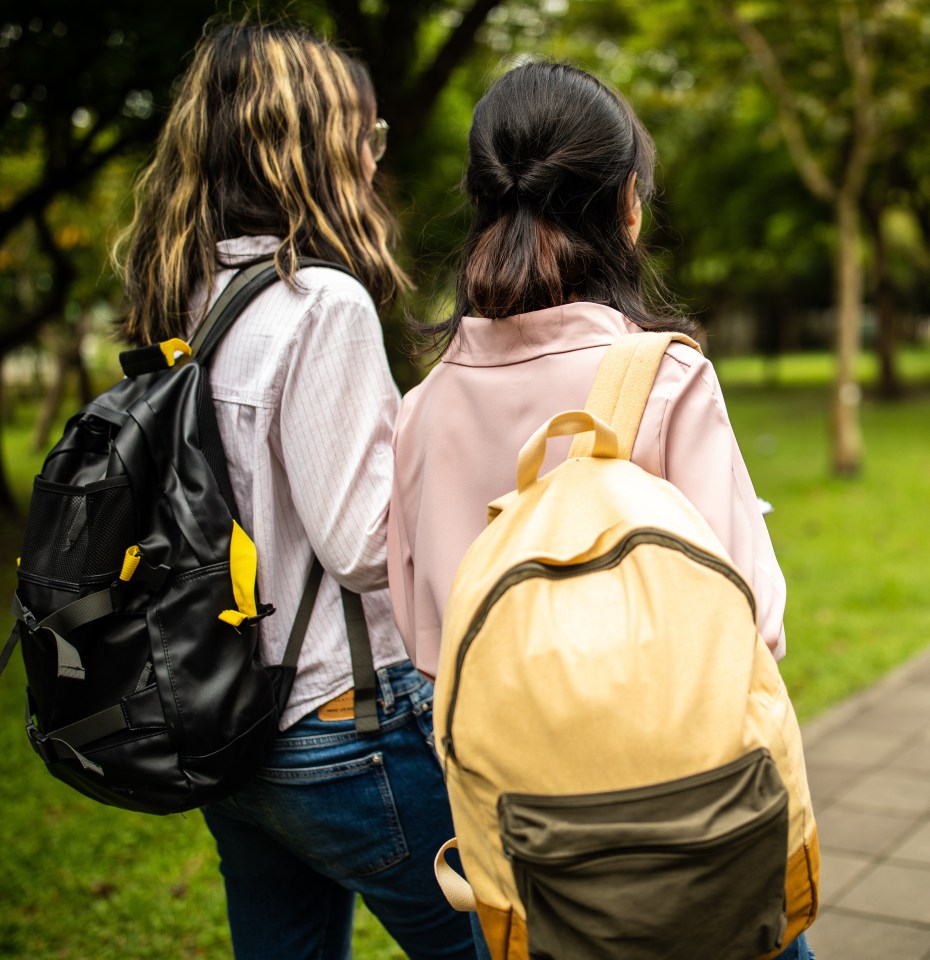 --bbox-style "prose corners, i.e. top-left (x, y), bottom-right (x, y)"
top-left (256, 750), bottom-right (410, 877)
top-left (499, 749), bottom-right (789, 960)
